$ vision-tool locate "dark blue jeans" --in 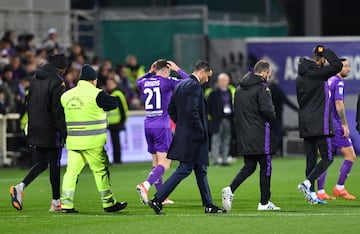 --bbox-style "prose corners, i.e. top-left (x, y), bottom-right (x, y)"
top-left (154, 161), bottom-right (213, 207)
